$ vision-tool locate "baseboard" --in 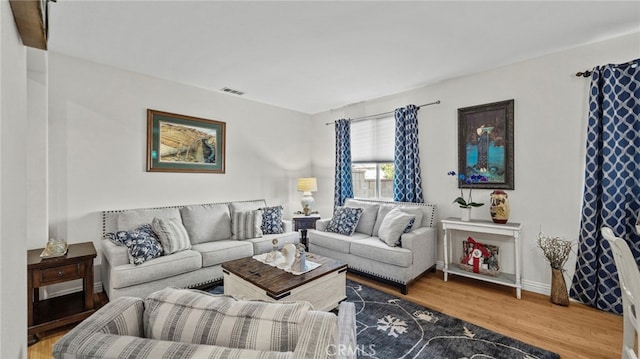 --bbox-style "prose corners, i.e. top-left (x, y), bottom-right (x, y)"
top-left (435, 260), bottom-right (551, 296)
